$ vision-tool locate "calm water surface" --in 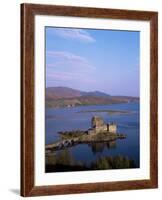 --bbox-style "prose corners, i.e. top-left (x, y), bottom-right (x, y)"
top-left (45, 103), bottom-right (140, 167)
